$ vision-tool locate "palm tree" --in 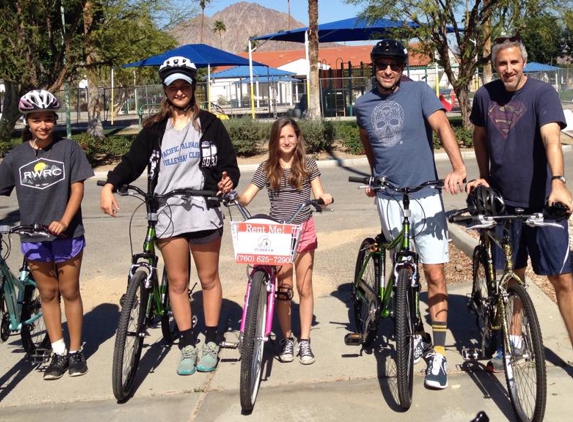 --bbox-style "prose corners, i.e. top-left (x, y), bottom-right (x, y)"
top-left (213, 20), bottom-right (226, 49)
top-left (197, 0), bottom-right (211, 43)
top-left (307, 0), bottom-right (320, 119)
